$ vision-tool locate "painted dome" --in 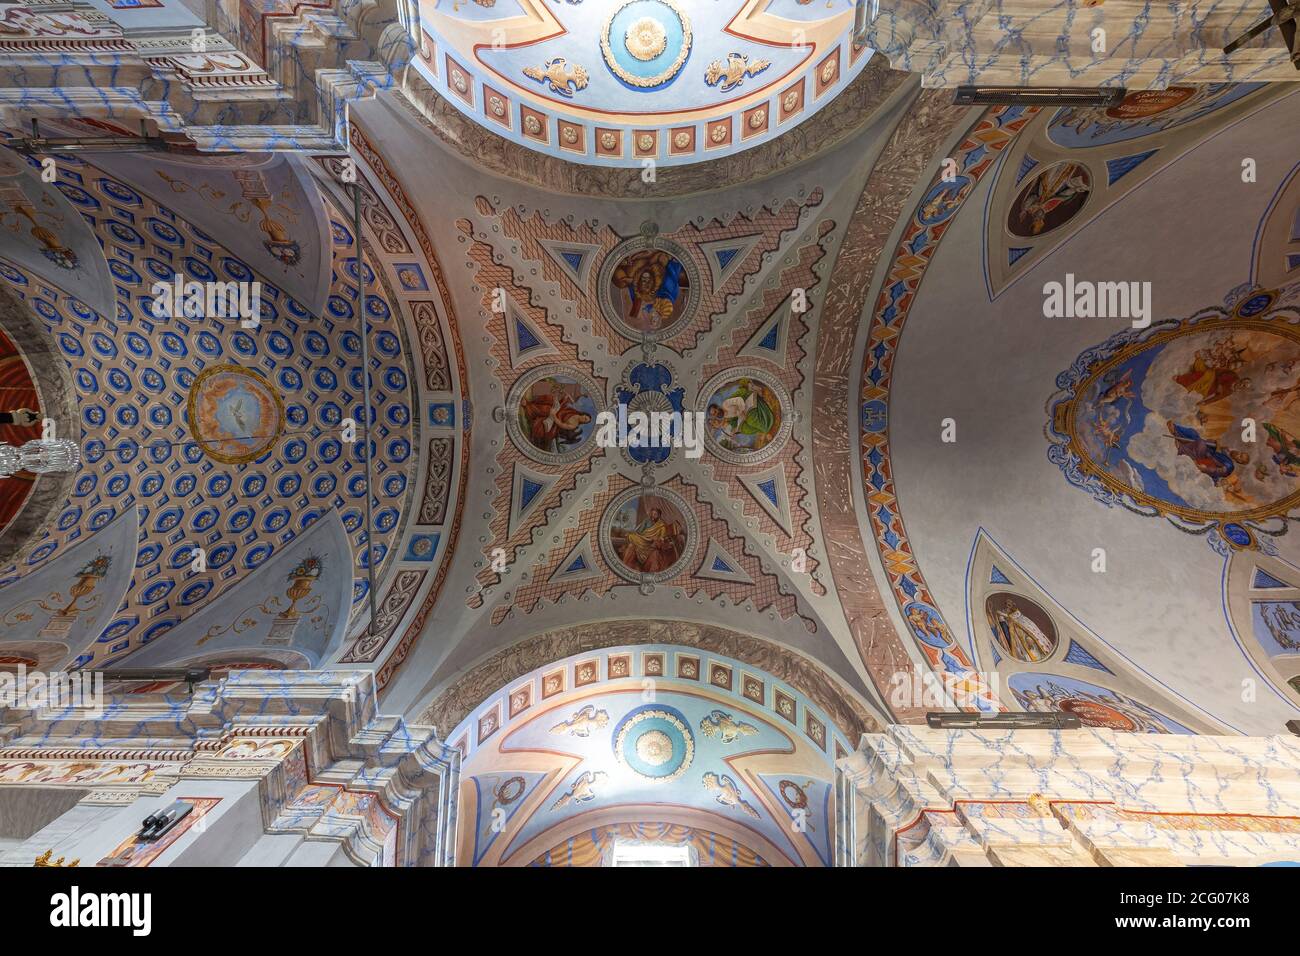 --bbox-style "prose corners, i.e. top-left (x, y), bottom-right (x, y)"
top-left (412, 0), bottom-right (872, 166)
